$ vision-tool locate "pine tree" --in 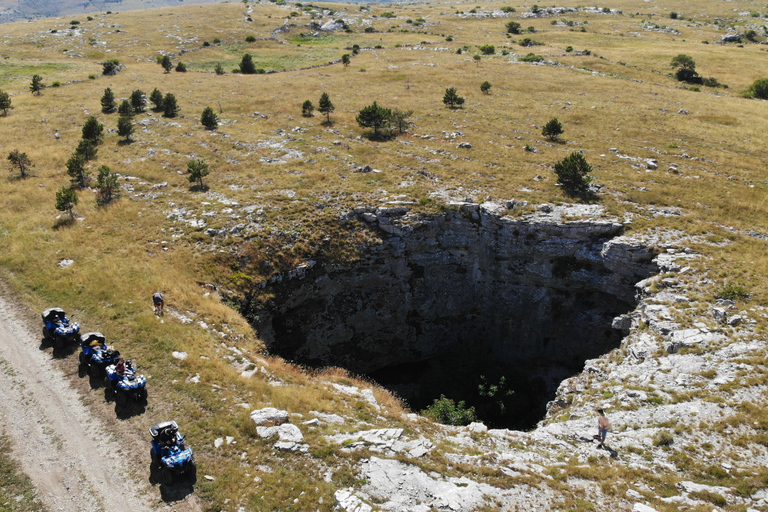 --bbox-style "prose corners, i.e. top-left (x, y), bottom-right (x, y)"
top-left (0, 90), bottom-right (12, 115)
top-left (542, 118), bottom-right (563, 141)
top-left (66, 153), bottom-right (90, 189)
top-left (302, 100), bottom-right (314, 117)
top-left (117, 116), bottom-right (133, 142)
top-left (75, 139), bottom-right (98, 161)
top-left (30, 75), bottom-right (44, 95)
top-left (101, 88), bottom-right (116, 113)
top-left (187, 159), bottom-right (210, 189)
top-left (160, 55), bottom-right (173, 73)
top-left (201, 107), bottom-right (218, 130)
top-left (163, 93), bottom-right (179, 118)
top-left (443, 87), bottom-right (465, 108)
top-left (240, 53), bottom-right (256, 74)
top-left (480, 81), bottom-right (492, 94)
top-left (118, 99), bottom-right (133, 116)
top-left (553, 152), bottom-right (593, 196)
top-left (130, 89), bottom-right (146, 113)
top-left (82, 116), bottom-right (104, 144)
top-left (7, 150), bottom-right (32, 178)
top-left (95, 165), bottom-right (119, 204)
top-left (55, 186), bottom-right (79, 220)
top-left (356, 102), bottom-right (392, 138)
top-left (318, 93), bottom-right (334, 125)
top-left (149, 88), bottom-right (164, 111)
